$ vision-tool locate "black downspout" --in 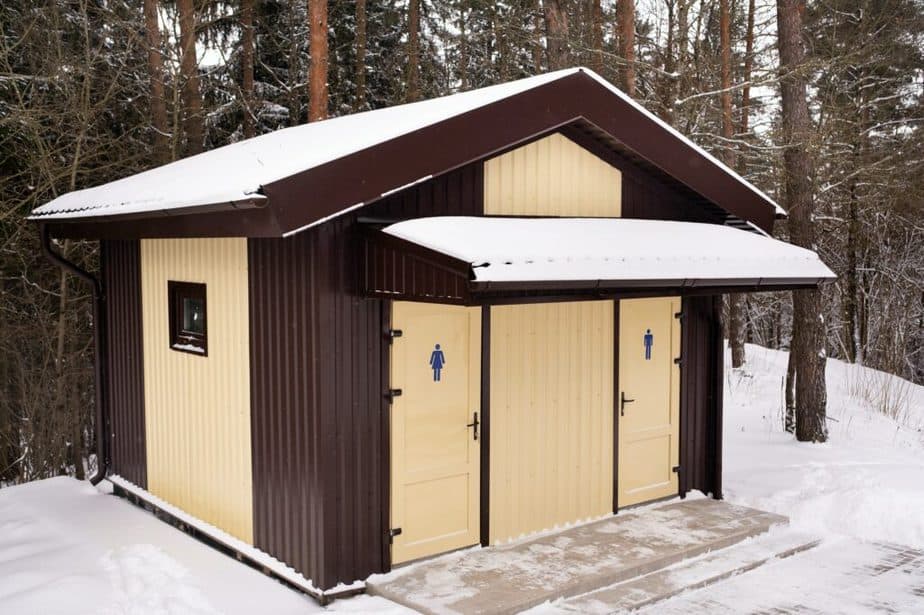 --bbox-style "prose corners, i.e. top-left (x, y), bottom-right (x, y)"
top-left (40, 224), bottom-right (110, 485)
